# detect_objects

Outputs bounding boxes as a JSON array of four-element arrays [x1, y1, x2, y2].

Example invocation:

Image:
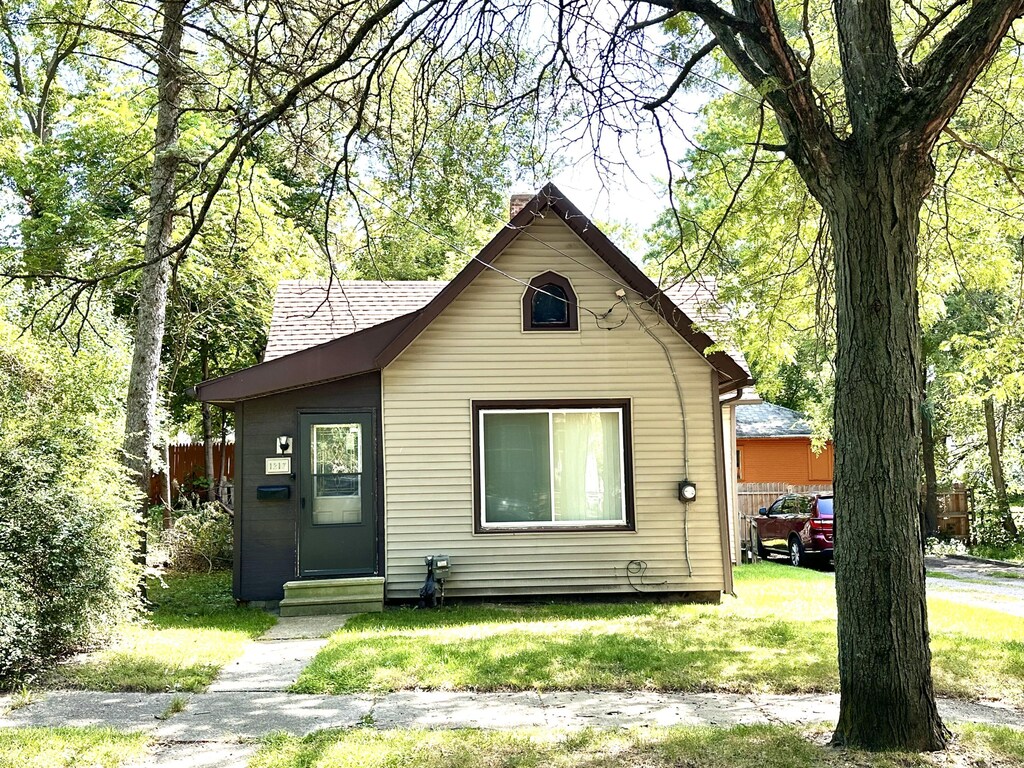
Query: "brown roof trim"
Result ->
[[195, 313, 417, 405], [373, 183, 750, 390], [196, 183, 751, 404]]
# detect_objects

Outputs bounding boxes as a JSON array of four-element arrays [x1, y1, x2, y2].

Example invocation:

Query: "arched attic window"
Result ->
[[522, 272, 578, 332]]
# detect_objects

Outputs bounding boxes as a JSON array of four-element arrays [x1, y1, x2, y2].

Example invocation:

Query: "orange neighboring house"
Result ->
[[735, 403, 833, 485]]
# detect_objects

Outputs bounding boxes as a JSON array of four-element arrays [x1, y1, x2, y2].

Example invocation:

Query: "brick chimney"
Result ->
[[509, 193, 533, 220]]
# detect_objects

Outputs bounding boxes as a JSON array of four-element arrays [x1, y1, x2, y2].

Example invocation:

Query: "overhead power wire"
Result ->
[[624, 298, 693, 578]]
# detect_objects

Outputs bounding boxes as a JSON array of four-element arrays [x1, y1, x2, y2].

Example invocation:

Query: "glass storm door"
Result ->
[[298, 412, 376, 577]]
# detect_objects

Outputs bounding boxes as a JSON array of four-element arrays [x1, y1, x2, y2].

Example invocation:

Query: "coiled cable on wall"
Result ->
[[626, 560, 668, 592]]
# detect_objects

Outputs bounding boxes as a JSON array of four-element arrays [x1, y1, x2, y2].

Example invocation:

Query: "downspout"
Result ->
[[721, 386, 744, 570], [713, 376, 745, 597], [721, 387, 744, 407]]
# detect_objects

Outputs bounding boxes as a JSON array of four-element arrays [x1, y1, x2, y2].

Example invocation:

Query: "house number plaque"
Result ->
[[265, 457, 291, 475]]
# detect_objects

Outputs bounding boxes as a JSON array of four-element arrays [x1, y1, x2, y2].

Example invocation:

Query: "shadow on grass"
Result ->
[[0, 726, 149, 768], [44, 571, 274, 693], [292, 613, 841, 695], [249, 724, 1001, 768]]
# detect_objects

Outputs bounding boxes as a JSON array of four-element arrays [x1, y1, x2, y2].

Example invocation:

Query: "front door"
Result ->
[[298, 412, 377, 577]]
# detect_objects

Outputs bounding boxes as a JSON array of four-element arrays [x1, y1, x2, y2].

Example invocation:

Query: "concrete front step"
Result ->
[[280, 577, 384, 617]]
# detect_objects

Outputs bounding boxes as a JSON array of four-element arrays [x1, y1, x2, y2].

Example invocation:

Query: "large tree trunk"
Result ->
[[827, 148, 948, 751], [202, 346, 216, 503], [984, 395, 1017, 536], [122, 0, 185, 548], [921, 378, 940, 537]]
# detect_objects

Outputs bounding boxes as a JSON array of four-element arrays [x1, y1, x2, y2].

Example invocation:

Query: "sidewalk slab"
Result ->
[[261, 615, 351, 641], [208, 638, 328, 692], [0, 691, 178, 732], [2, 689, 1020, 739], [153, 692, 374, 740], [372, 691, 547, 730], [938, 697, 1024, 728]]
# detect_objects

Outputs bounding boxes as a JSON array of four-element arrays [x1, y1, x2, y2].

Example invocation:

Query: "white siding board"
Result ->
[[382, 216, 727, 599]]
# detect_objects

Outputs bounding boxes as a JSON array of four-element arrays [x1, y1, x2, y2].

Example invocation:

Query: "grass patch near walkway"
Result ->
[[250, 724, 1024, 768], [45, 571, 275, 693], [293, 564, 1024, 705], [972, 543, 1024, 565], [0, 727, 148, 768]]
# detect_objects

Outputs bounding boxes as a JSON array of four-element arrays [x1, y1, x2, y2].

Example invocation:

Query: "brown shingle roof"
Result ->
[[263, 280, 446, 361]]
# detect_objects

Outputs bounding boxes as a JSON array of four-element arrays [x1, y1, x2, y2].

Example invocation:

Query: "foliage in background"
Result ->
[[644, 40, 1024, 506], [0, 292, 139, 685], [160, 500, 233, 573]]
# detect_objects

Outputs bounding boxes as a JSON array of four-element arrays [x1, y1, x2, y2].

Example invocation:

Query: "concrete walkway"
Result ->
[[2, 612, 1022, 767], [3, 689, 1022, 738], [208, 614, 352, 693]]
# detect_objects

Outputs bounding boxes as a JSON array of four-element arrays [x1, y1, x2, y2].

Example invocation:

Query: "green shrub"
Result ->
[[162, 500, 233, 572], [0, 304, 139, 685]]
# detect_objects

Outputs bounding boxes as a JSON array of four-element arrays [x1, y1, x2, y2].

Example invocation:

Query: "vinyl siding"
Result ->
[[381, 216, 727, 598]]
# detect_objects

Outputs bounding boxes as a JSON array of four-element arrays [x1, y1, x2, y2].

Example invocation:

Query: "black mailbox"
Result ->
[[256, 485, 290, 501]]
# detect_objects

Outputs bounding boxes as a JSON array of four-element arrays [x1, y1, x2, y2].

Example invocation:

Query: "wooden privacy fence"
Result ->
[[149, 441, 235, 508], [737, 482, 973, 547], [929, 484, 973, 540], [737, 482, 834, 518]]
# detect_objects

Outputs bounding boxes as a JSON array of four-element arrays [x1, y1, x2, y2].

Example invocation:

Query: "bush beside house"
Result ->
[[0, 304, 140, 684]]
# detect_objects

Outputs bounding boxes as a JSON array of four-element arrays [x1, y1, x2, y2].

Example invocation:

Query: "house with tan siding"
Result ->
[[195, 185, 752, 613]]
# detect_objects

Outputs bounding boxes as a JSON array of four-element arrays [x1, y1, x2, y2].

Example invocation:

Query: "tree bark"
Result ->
[[826, 146, 948, 751], [984, 395, 1017, 536], [122, 0, 185, 544], [202, 346, 215, 503], [921, 378, 940, 537]]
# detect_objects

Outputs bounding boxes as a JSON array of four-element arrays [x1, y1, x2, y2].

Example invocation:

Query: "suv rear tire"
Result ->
[[789, 536, 805, 568]]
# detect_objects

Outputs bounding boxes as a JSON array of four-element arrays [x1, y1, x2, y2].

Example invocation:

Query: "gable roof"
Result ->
[[196, 183, 754, 405], [264, 280, 446, 361], [736, 402, 814, 438]]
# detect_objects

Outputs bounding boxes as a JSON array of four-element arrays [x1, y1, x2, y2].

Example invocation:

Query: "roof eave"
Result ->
[[194, 313, 417, 404]]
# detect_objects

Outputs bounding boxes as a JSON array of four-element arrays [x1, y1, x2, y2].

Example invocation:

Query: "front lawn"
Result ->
[[45, 571, 275, 692], [0, 727, 148, 768], [249, 724, 1024, 768], [293, 564, 1024, 704]]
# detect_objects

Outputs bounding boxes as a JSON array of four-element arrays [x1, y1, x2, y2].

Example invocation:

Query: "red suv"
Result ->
[[754, 494, 834, 567]]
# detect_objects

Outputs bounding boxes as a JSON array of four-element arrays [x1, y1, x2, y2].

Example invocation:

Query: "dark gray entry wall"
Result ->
[[233, 372, 383, 602]]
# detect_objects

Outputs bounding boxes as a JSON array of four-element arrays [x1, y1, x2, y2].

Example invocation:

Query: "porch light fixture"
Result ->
[[678, 480, 697, 503], [277, 435, 293, 455]]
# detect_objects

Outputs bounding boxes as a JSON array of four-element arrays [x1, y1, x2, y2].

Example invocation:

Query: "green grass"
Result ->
[[0, 727, 148, 768], [992, 570, 1024, 580], [45, 571, 275, 693], [926, 571, 967, 581], [249, 724, 1024, 768], [972, 543, 1024, 564], [293, 563, 1024, 705]]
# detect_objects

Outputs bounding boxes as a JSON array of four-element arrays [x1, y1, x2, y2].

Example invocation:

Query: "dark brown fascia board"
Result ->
[[373, 182, 752, 392], [194, 313, 417, 405]]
